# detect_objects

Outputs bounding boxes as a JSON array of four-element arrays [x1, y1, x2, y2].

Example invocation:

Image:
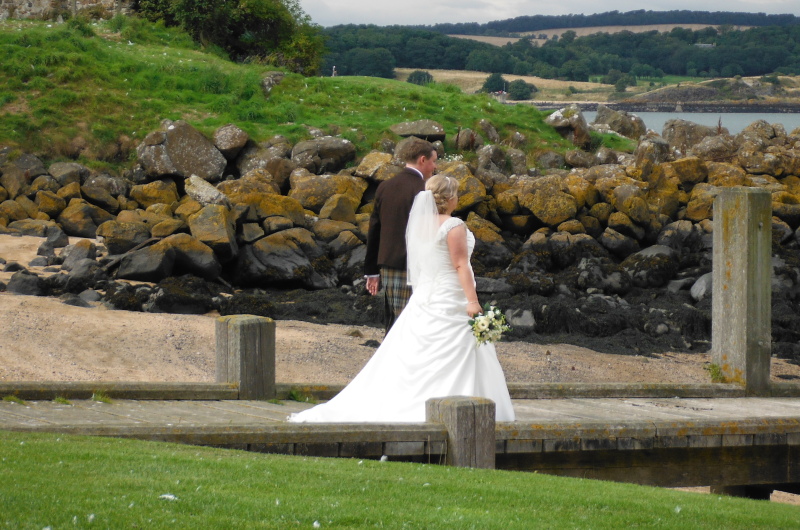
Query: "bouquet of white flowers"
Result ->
[[468, 304, 511, 345]]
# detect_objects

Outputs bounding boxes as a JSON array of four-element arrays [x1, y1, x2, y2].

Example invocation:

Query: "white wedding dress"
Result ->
[[288, 214, 515, 423]]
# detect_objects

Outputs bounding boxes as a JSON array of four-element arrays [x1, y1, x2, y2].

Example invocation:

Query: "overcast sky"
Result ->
[[299, 0, 800, 28]]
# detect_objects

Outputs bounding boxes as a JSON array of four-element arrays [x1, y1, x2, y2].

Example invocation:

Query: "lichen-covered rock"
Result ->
[[57, 199, 115, 238], [354, 151, 394, 180], [213, 124, 249, 160], [291, 136, 357, 174], [185, 175, 230, 206], [60, 239, 97, 271], [311, 218, 358, 242], [685, 183, 721, 222], [96, 221, 152, 255], [389, 119, 446, 142], [545, 104, 591, 148], [599, 227, 640, 258], [188, 204, 238, 262], [621, 245, 680, 288], [8, 219, 53, 237], [129, 179, 179, 209], [217, 169, 280, 208], [634, 133, 671, 178], [0, 200, 29, 222], [319, 193, 357, 224], [592, 105, 646, 140], [136, 120, 227, 182], [288, 173, 367, 213], [663, 119, 726, 155], [81, 183, 119, 213], [48, 162, 90, 186]]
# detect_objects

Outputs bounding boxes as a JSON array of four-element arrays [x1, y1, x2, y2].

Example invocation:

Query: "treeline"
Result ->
[[424, 10, 800, 37], [322, 23, 800, 81]]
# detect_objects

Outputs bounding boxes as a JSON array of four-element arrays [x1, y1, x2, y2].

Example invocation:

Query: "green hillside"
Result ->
[[0, 17, 582, 173]]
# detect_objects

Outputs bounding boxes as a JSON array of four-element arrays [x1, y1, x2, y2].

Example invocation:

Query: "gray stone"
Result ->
[[136, 120, 227, 182], [7, 270, 44, 296], [185, 175, 230, 206], [48, 162, 90, 186], [213, 124, 249, 160], [389, 119, 446, 142], [291, 136, 357, 174]]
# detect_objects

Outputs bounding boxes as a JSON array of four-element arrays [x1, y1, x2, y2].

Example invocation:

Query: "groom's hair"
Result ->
[[398, 137, 435, 163]]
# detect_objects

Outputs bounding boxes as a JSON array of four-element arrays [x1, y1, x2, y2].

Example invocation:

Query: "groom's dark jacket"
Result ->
[[364, 167, 426, 275]]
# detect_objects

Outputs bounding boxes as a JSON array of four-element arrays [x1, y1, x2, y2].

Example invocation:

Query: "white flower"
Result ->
[[475, 319, 490, 332]]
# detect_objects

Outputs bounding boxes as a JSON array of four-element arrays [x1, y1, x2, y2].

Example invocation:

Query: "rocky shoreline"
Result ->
[[1, 97, 799, 361], [533, 101, 800, 113]]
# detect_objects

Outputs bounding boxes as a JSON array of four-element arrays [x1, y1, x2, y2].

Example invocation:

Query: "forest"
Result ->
[[322, 16, 800, 82]]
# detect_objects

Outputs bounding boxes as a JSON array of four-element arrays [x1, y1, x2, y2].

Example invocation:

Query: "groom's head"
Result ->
[[399, 137, 438, 179]]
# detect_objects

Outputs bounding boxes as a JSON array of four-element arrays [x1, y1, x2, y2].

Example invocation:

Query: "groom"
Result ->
[[365, 137, 438, 333]]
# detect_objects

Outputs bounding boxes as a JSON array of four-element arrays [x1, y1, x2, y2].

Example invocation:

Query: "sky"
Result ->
[[299, 0, 800, 28]]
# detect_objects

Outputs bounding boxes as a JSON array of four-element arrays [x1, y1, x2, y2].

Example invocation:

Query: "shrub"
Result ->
[[406, 70, 434, 86], [481, 72, 508, 93], [508, 79, 536, 100]]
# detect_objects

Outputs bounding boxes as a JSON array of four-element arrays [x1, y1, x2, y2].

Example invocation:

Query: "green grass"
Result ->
[[0, 18, 577, 173], [1, 430, 799, 528], [1, 395, 26, 405], [91, 390, 113, 403]]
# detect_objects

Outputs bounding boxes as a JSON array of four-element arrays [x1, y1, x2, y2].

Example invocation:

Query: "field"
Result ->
[[450, 24, 754, 47]]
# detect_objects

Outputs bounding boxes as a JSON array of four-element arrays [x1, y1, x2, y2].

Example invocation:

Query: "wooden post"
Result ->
[[712, 187, 772, 396], [426, 396, 495, 469], [216, 315, 276, 400]]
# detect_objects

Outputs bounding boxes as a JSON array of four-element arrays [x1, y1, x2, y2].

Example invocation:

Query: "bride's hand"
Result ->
[[467, 301, 482, 317]]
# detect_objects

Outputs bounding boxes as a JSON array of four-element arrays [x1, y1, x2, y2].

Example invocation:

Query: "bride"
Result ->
[[288, 174, 515, 423]]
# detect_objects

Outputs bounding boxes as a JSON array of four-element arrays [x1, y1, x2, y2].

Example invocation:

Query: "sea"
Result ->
[[581, 111, 800, 136]]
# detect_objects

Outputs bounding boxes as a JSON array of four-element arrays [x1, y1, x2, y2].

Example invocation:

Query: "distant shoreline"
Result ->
[[530, 101, 800, 113]]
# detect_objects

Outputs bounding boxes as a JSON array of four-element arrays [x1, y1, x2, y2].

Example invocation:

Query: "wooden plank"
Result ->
[[0, 382, 237, 401]]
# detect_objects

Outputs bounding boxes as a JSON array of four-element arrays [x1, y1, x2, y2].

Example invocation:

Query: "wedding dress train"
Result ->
[[288, 216, 515, 423]]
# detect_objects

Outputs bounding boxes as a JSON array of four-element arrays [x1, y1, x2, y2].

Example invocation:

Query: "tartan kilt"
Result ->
[[381, 267, 411, 332]]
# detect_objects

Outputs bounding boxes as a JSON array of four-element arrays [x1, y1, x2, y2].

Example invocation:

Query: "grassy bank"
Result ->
[[2, 429, 799, 528], [0, 17, 575, 173]]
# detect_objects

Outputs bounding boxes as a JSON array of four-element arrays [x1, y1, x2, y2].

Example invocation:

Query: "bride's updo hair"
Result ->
[[425, 174, 458, 214]]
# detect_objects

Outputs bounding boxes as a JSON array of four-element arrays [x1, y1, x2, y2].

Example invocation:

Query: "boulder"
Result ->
[[63, 258, 108, 293], [188, 204, 238, 262], [235, 137, 293, 175], [621, 245, 680, 288], [544, 104, 591, 148], [35, 191, 67, 219], [96, 221, 152, 255], [185, 175, 230, 206], [288, 173, 367, 213], [354, 151, 395, 181], [48, 162, 90, 186], [329, 230, 362, 258], [29, 175, 60, 196], [157, 233, 222, 280], [7, 219, 52, 237], [319, 193, 357, 223], [291, 136, 357, 174], [389, 119, 446, 143], [663, 119, 727, 155], [685, 183, 721, 222], [217, 169, 280, 206], [0, 164, 31, 199], [116, 242, 176, 282], [57, 199, 115, 238], [536, 150, 565, 169], [213, 124, 249, 160], [564, 149, 595, 168], [6, 270, 44, 296], [129, 179, 179, 209], [151, 218, 188, 238], [592, 105, 646, 140], [576, 257, 631, 295], [599, 227, 640, 258], [136, 120, 227, 182], [81, 183, 119, 213], [235, 227, 336, 289], [311, 219, 358, 242], [689, 134, 738, 163], [60, 239, 97, 271], [0, 200, 29, 222], [634, 133, 671, 178]]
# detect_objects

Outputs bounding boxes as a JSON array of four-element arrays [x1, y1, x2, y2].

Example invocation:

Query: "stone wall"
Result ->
[[0, 0, 133, 20]]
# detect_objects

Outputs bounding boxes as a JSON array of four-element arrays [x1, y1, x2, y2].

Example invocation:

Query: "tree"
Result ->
[[342, 47, 395, 78], [406, 70, 434, 86], [507, 79, 536, 100], [481, 72, 508, 93]]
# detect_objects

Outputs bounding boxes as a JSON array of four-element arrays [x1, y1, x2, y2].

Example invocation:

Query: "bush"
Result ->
[[406, 70, 434, 86], [507, 79, 536, 100], [481, 72, 508, 93]]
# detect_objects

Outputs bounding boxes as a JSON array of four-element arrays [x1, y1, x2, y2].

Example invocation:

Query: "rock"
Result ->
[[81, 183, 119, 213], [116, 241, 176, 282], [506, 309, 535, 329], [354, 151, 395, 181], [48, 162, 90, 186], [234, 227, 336, 289], [29, 175, 60, 196], [6, 270, 44, 295], [0, 200, 30, 222], [60, 239, 97, 271], [389, 119, 446, 143], [151, 218, 188, 238], [291, 136, 357, 174], [185, 175, 230, 206], [57, 181, 82, 202], [45, 225, 70, 248], [288, 172, 367, 214], [690, 272, 713, 302], [328, 230, 363, 258], [592, 104, 646, 140], [634, 133, 671, 178], [235, 137, 293, 175], [64, 258, 108, 293], [213, 124, 249, 160], [311, 219, 358, 242], [57, 199, 115, 238], [663, 119, 727, 155], [599, 227, 640, 258], [564, 149, 595, 168], [685, 183, 721, 222], [544, 104, 591, 148], [8, 219, 53, 237], [261, 71, 285, 95], [35, 191, 67, 218], [621, 245, 679, 288], [129, 179, 179, 209], [144, 275, 219, 314], [136, 120, 227, 182], [319, 194, 357, 224], [523, 190, 577, 227], [536, 150, 565, 169], [84, 173, 130, 198], [0, 164, 32, 199], [608, 211, 645, 240], [188, 204, 238, 262], [59, 293, 92, 308], [96, 221, 152, 255], [217, 168, 280, 208], [689, 134, 738, 163]]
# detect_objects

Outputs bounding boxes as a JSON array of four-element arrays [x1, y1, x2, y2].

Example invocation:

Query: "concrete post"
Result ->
[[712, 188, 772, 396], [216, 315, 276, 400], [426, 396, 495, 469]]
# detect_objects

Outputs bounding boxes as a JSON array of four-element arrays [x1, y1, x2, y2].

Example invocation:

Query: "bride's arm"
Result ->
[[447, 224, 481, 317]]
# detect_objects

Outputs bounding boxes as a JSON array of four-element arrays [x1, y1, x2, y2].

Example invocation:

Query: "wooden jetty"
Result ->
[[2, 188, 799, 499]]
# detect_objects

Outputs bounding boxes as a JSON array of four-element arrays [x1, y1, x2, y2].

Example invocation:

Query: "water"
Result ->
[[582, 111, 800, 135]]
